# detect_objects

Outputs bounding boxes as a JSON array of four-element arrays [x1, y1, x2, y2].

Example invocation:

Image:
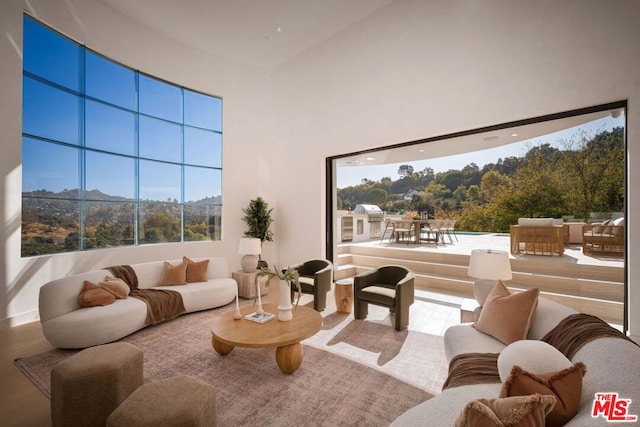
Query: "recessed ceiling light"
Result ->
[[511, 133, 519, 137], [366, 157, 376, 161], [419, 149, 425, 153], [276, 27, 283, 33]]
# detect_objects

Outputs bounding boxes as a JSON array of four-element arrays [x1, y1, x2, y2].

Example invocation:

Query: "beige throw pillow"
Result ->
[[157, 261, 188, 286], [455, 393, 557, 427], [78, 280, 116, 307], [500, 363, 587, 427], [99, 276, 130, 299], [473, 281, 539, 345], [183, 256, 209, 283]]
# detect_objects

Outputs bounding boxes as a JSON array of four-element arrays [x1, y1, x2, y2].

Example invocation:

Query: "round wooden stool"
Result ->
[[334, 278, 354, 314]]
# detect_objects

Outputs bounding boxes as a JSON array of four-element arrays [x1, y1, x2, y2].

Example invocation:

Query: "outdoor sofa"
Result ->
[[582, 217, 625, 257], [510, 218, 565, 256]]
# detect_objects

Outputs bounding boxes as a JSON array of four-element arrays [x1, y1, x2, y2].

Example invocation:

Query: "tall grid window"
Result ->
[[21, 15, 223, 257]]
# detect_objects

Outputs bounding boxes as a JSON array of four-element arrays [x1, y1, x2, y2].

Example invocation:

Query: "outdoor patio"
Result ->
[[345, 231, 623, 269]]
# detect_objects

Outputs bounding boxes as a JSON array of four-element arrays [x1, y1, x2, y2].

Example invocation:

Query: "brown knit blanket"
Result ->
[[442, 352, 501, 390], [106, 265, 186, 326], [541, 313, 638, 360]]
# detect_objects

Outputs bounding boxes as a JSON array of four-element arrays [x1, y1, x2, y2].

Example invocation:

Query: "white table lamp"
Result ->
[[238, 237, 261, 273], [467, 249, 512, 305]]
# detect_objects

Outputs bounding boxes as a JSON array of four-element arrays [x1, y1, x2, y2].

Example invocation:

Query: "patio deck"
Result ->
[[336, 232, 625, 325], [342, 232, 624, 269]]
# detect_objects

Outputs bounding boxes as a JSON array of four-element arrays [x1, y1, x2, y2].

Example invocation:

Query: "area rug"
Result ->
[[14, 296, 446, 426]]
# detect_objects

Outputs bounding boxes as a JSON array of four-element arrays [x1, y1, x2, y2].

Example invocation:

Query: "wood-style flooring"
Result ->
[[0, 288, 460, 426]]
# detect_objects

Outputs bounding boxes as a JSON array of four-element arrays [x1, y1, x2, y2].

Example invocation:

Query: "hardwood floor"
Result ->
[[0, 288, 460, 426], [0, 321, 54, 427]]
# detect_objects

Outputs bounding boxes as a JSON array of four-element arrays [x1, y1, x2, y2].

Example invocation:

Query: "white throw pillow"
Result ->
[[497, 340, 573, 382]]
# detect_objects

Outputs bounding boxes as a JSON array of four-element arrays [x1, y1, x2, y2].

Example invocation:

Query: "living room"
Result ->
[[1, 0, 639, 425]]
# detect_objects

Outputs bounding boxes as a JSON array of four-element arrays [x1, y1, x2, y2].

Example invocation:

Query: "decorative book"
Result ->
[[244, 311, 275, 324]]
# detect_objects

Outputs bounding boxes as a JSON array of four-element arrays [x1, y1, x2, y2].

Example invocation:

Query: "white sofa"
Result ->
[[393, 298, 640, 426], [39, 257, 236, 349]]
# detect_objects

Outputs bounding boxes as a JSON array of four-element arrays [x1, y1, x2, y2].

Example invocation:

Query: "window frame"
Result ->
[[21, 14, 223, 257]]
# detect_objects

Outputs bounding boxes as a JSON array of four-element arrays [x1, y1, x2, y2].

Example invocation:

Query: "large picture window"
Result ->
[[21, 15, 223, 257]]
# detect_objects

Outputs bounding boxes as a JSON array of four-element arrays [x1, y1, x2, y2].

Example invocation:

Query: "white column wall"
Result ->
[[270, 0, 640, 339], [0, 0, 277, 328]]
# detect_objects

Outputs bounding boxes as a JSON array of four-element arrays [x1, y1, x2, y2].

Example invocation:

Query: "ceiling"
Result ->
[[335, 108, 623, 168], [97, 1, 623, 169], [99, 0, 393, 68]]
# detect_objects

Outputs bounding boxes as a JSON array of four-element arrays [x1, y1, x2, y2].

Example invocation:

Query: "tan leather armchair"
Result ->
[[354, 265, 415, 331], [289, 259, 333, 311]]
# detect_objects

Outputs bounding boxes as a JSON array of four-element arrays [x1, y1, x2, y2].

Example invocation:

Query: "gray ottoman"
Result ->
[[51, 341, 144, 427], [107, 375, 217, 427]]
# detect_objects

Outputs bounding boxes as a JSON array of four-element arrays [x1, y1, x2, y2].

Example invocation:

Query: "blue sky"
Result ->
[[337, 115, 625, 188], [22, 15, 222, 203]]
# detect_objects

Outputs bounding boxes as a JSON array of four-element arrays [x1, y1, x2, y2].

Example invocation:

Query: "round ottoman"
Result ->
[[107, 375, 217, 427], [51, 342, 143, 427]]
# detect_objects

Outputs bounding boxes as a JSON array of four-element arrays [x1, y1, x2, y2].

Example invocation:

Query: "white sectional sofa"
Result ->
[[39, 257, 236, 349], [393, 297, 640, 426]]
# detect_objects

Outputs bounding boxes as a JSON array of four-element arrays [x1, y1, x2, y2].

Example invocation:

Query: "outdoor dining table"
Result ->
[[391, 219, 443, 245]]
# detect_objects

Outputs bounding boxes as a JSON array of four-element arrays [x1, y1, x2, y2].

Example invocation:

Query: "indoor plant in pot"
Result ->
[[242, 197, 274, 269], [255, 266, 301, 321]]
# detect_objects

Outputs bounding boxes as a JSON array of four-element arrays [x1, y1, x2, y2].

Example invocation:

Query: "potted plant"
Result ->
[[242, 197, 274, 268], [255, 265, 301, 321]]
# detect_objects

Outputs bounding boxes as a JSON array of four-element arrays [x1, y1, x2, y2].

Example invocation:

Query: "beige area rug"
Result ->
[[15, 293, 450, 426]]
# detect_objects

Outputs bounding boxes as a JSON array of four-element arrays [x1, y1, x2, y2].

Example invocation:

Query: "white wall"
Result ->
[[270, 0, 640, 339], [0, 0, 277, 328]]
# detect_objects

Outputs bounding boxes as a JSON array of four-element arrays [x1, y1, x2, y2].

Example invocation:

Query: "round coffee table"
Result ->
[[210, 304, 322, 373]]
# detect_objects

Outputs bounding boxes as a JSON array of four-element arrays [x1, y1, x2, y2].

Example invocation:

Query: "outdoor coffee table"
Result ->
[[210, 304, 322, 373]]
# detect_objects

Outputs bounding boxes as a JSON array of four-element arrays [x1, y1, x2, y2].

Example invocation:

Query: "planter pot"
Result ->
[[277, 280, 293, 321]]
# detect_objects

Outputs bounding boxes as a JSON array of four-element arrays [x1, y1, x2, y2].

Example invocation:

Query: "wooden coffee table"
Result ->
[[210, 304, 322, 373]]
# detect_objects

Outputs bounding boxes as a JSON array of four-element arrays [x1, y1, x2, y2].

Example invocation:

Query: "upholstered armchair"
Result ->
[[289, 259, 333, 311], [354, 265, 415, 331]]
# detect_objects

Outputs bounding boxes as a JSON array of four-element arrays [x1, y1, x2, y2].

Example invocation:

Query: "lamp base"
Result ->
[[240, 254, 259, 273], [473, 279, 499, 306]]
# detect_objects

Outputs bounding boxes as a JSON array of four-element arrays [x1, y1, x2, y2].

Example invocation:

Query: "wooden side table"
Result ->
[[460, 298, 481, 323], [334, 278, 354, 314], [231, 271, 275, 299]]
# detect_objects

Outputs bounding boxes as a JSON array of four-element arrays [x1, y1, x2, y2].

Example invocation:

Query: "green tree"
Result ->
[[397, 164, 414, 178], [560, 127, 624, 217], [368, 188, 388, 206]]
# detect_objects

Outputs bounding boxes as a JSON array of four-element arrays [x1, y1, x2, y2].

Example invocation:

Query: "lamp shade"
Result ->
[[238, 237, 261, 255], [468, 249, 512, 280]]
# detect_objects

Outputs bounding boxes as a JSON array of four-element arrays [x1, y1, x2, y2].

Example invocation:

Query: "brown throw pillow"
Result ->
[[473, 281, 539, 345], [183, 256, 209, 283], [500, 363, 587, 427], [157, 261, 188, 286], [99, 276, 130, 299], [78, 280, 116, 307], [455, 393, 557, 427]]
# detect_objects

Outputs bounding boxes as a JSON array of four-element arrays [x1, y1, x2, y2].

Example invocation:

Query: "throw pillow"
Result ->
[[183, 256, 209, 283], [78, 280, 116, 307], [500, 362, 587, 427], [497, 340, 573, 382], [455, 393, 557, 427], [473, 281, 539, 345], [99, 276, 130, 299], [156, 261, 188, 286]]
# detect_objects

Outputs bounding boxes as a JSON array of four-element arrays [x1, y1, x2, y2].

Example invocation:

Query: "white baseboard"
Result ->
[[0, 309, 40, 331]]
